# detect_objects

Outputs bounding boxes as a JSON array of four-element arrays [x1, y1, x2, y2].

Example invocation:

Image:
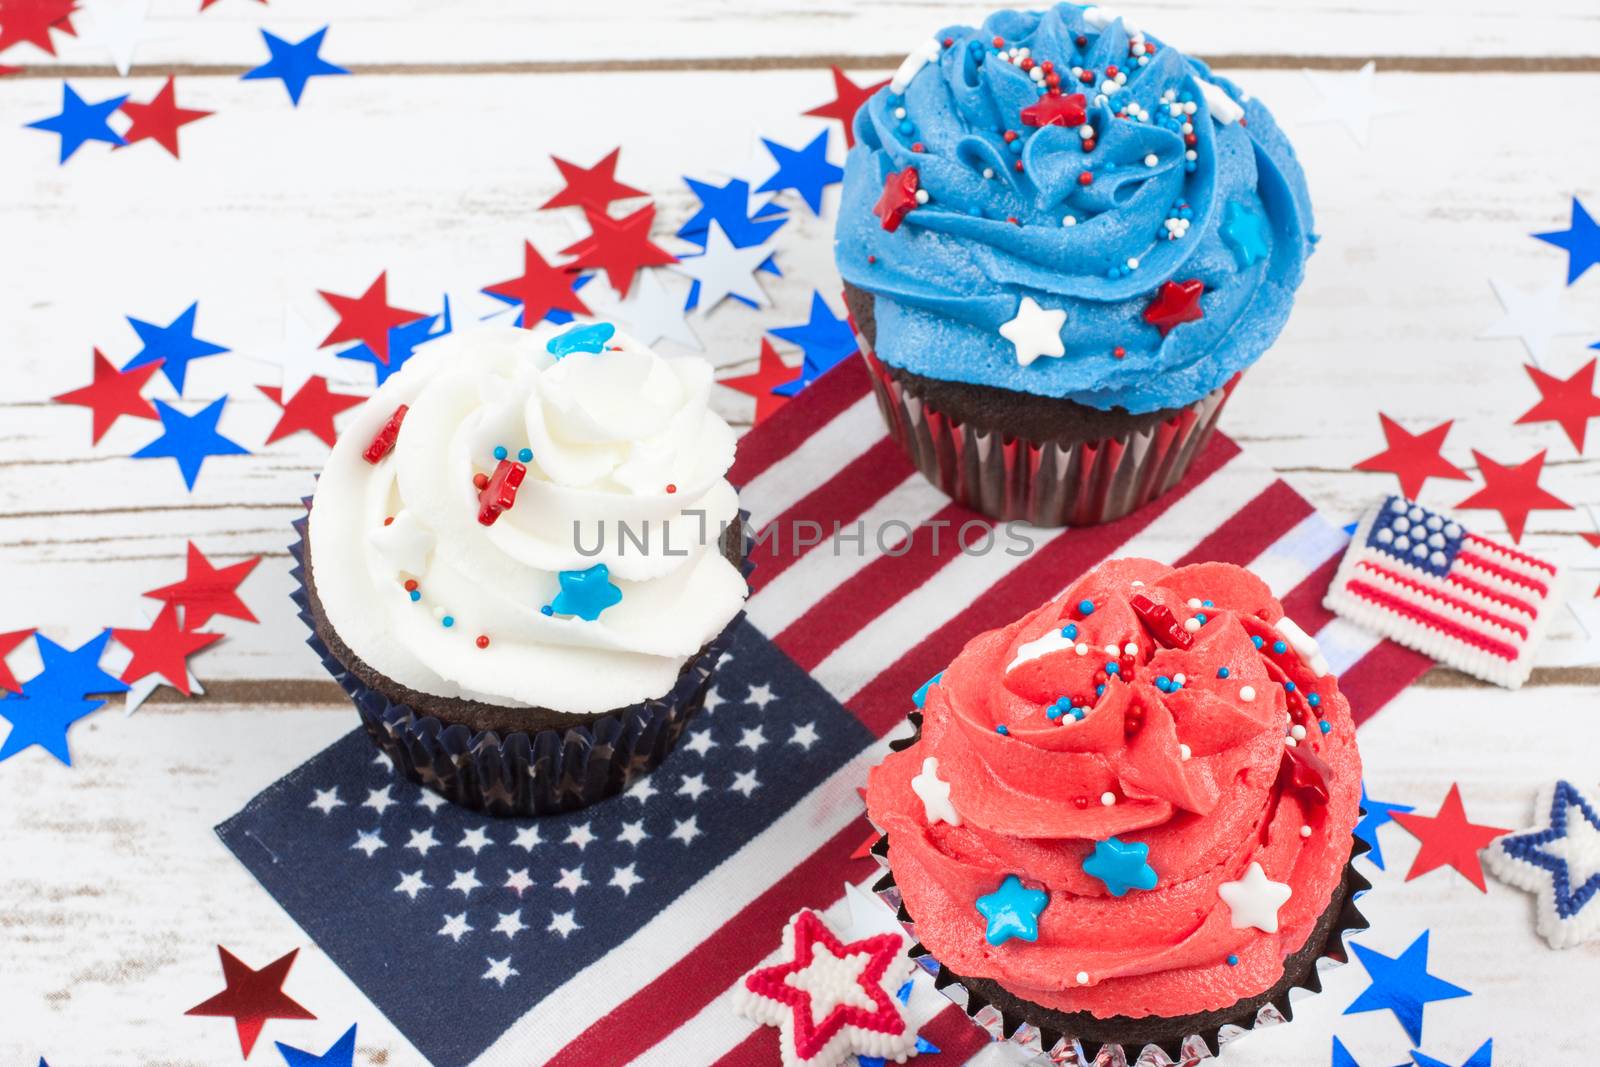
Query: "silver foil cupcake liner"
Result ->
[[856, 341, 1238, 528], [289, 507, 748, 817], [868, 710, 1372, 1066]]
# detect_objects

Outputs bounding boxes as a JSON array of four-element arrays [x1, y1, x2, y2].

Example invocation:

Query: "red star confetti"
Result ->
[[1143, 279, 1206, 335], [803, 66, 889, 149], [1516, 357, 1600, 453], [0, 628, 36, 694], [144, 542, 261, 628], [0, 64, 19, 75], [719, 339, 793, 426], [119, 77, 212, 159], [51, 348, 162, 444], [0, 0, 78, 57], [185, 946, 315, 1057], [1353, 414, 1471, 499], [259, 377, 364, 447], [559, 204, 677, 298], [1391, 783, 1512, 892], [485, 241, 591, 325], [112, 603, 221, 696], [200, 0, 266, 8], [539, 147, 646, 212], [317, 271, 425, 365], [1455, 449, 1572, 543], [873, 167, 920, 232]]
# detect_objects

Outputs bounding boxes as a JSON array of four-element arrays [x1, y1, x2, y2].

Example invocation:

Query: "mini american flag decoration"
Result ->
[[1325, 495, 1564, 689]]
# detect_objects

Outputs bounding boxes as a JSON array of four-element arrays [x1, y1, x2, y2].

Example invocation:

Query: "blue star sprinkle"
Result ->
[[1082, 836, 1159, 897], [121, 302, 230, 394], [1412, 1040, 1493, 1067], [242, 27, 350, 106], [277, 1023, 357, 1067], [0, 632, 128, 766], [1532, 197, 1600, 285], [1345, 931, 1471, 1045], [545, 564, 622, 622], [338, 309, 450, 386], [1219, 200, 1271, 268], [757, 130, 844, 215], [912, 671, 944, 709], [1354, 784, 1415, 872], [975, 874, 1048, 946], [769, 291, 857, 397], [25, 83, 128, 163], [131, 397, 250, 490], [1486, 780, 1600, 947], [547, 322, 615, 358]]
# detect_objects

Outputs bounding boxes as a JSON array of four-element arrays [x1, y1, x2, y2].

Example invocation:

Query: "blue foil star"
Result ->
[[338, 308, 450, 385], [858, 982, 941, 1066], [1331, 1035, 1412, 1067], [1412, 1039, 1494, 1067], [277, 1023, 357, 1067], [1354, 784, 1415, 872], [677, 177, 787, 248], [975, 874, 1048, 946], [121, 302, 230, 394], [25, 83, 128, 163], [547, 322, 615, 358], [1344, 931, 1471, 1045], [1489, 780, 1600, 946], [1532, 197, 1600, 285], [757, 130, 845, 215], [131, 397, 250, 490], [547, 564, 622, 621], [1083, 837, 1159, 897], [1219, 200, 1271, 268], [0, 632, 128, 766], [912, 671, 944, 709], [769, 291, 857, 397], [241, 27, 350, 106]]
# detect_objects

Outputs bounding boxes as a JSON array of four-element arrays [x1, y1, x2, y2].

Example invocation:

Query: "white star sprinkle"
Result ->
[[737, 725, 767, 752], [999, 296, 1068, 368], [678, 773, 709, 801], [789, 722, 820, 750], [308, 788, 343, 815], [1298, 61, 1404, 148], [493, 910, 528, 940], [406, 827, 439, 856], [910, 756, 961, 827], [439, 912, 473, 942], [671, 221, 773, 313], [745, 683, 775, 709], [482, 956, 519, 986], [362, 786, 395, 816], [351, 830, 385, 857], [1217, 861, 1293, 933], [394, 870, 429, 899], [503, 868, 536, 896], [555, 866, 589, 895], [564, 823, 596, 851], [609, 864, 644, 896], [511, 825, 543, 851], [729, 769, 761, 797], [547, 911, 581, 939], [671, 816, 702, 845], [448, 869, 483, 897], [683, 729, 717, 757], [616, 820, 648, 847]]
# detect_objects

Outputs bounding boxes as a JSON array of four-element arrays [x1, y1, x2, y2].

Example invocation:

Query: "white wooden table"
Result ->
[[2, 2, 1597, 1065]]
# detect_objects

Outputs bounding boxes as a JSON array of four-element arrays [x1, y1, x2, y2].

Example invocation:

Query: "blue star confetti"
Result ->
[[1483, 780, 1600, 948], [975, 874, 1048, 946], [242, 27, 350, 106], [1412, 1040, 1493, 1067], [1082, 836, 1159, 897], [1532, 197, 1600, 285], [26, 82, 128, 163], [277, 1023, 357, 1067], [1355, 784, 1415, 872], [0, 632, 128, 766], [857, 980, 940, 1067], [337, 304, 451, 386], [677, 177, 787, 249], [1345, 931, 1471, 1045], [769, 291, 857, 396], [131, 397, 250, 490], [545, 564, 622, 621], [546, 321, 614, 358], [1220, 200, 1271, 268], [1331, 1036, 1411, 1067], [757, 130, 844, 215], [121, 302, 230, 394]]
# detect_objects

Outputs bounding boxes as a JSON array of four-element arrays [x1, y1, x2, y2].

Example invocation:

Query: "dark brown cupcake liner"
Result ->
[[289, 506, 749, 817], [869, 709, 1372, 1066], [855, 340, 1239, 528]]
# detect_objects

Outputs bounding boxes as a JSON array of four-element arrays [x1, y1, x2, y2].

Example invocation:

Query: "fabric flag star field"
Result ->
[[218, 356, 1434, 1066]]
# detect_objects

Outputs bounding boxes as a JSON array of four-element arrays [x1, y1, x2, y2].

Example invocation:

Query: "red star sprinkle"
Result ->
[[258, 377, 364, 447], [477, 459, 526, 526], [484, 241, 591, 326], [1021, 91, 1088, 128], [803, 66, 890, 149], [1515, 357, 1600, 453], [0, 628, 36, 694], [1143, 278, 1206, 336], [873, 167, 920, 233], [363, 403, 408, 464], [539, 147, 646, 212], [1353, 414, 1471, 499], [185, 946, 315, 1057], [1455, 449, 1573, 543], [1390, 783, 1512, 892], [144, 542, 261, 629], [112, 603, 221, 696], [719, 339, 793, 426], [0, 0, 79, 57], [317, 271, 425, 365], [119, 77, 212, 159], [52, 348, 162, 444], [559, 203, 677, 298]]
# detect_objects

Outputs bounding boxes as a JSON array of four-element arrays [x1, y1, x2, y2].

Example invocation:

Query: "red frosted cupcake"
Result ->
[[865, 558, 1366, 1062]]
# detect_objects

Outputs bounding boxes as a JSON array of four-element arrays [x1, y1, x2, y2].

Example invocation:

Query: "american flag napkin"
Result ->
[[220, 356, 1433, 1066]]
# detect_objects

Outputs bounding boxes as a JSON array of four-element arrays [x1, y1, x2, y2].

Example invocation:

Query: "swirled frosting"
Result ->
[[835, 3, 1315, 414], [865, 558, 1360, 1020], [309, 323, 747, 715]]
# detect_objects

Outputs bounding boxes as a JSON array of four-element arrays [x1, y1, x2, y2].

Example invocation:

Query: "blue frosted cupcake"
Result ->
[[836, 3, 1315, 525]]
